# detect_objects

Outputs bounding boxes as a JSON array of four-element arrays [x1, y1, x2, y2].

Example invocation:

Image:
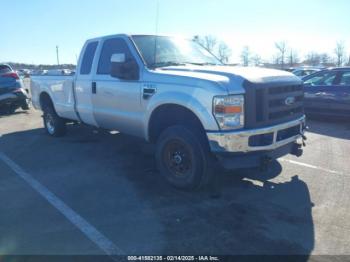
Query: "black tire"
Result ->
[[155, 125, 213, 190], [21, 99, 31, 110], [6, 106, 17, 114], [43, 105, 66, 137]]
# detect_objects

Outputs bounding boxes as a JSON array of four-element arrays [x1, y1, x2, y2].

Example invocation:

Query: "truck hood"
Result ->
[[153, 65, 302, 94]]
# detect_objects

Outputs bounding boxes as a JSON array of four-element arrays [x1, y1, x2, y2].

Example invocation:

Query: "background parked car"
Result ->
[[46, 69, 73, 76], [0, 64, 31, 114], [16, 69, 31, 78], [293, 67, 322, 78], [284, 67, 295, 72], [302, 67, 350, 118], [30, 69, 48, 76]]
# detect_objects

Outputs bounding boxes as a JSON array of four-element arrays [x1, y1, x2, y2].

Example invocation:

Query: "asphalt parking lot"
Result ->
[[0, 108, 350, 257]]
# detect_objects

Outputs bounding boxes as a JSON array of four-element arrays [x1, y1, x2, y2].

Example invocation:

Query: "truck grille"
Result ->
[[244, 83, 304, 129]]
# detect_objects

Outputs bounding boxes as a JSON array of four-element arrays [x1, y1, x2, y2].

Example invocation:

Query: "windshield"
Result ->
[[0, 65, 12, 75], [131, 35, 222, 68]]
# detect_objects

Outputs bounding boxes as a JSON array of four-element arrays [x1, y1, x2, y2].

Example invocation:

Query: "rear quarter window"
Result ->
[[80, 42, 98, 75]]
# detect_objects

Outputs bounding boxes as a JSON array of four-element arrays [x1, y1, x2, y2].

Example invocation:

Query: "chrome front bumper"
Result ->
[[207, 116, 306, 153]]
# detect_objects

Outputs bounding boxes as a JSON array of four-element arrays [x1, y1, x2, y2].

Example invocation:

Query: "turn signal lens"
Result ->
[[213, 95, 244, 130], [214, 105, 242, 114]]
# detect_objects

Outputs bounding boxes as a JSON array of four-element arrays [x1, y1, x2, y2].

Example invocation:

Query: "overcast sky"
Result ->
[[1, 0, 349, 64]]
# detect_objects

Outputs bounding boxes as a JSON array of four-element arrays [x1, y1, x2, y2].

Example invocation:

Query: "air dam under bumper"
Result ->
[[207, 116, 306, 169]]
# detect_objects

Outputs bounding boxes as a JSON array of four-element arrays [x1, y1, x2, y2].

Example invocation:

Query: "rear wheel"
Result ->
[[21, 99, 31, 110], [6, 106, 17, 114], [43, 105, 66, 137], [156, 125, 213, 190]]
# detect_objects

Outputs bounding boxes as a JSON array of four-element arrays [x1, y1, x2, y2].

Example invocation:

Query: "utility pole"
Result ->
[[56, 45, 60, 65]]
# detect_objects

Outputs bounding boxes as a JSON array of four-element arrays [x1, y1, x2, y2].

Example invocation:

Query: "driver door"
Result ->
[[91, 37, 144, 137]]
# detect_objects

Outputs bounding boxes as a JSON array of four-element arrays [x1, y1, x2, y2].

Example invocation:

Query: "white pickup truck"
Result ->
[[31, 34, 306, 190]]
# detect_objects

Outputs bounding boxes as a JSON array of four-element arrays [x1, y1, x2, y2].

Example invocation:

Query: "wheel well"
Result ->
[[39, 92, 53, 109], [148, 104, 207, 143]]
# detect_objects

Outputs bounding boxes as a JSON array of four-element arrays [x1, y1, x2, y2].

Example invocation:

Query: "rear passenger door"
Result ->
[[91, 37, 144, 137]]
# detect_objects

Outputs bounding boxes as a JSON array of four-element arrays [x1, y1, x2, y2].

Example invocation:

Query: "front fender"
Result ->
[[144, 89, 220, 140]]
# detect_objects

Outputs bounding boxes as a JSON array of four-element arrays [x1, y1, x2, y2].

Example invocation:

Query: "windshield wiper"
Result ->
[[149, 61, 187, 69], [184, 62, 221, 66]]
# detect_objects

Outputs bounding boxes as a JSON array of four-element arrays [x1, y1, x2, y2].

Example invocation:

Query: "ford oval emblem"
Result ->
[[285, 96, 296, 106]]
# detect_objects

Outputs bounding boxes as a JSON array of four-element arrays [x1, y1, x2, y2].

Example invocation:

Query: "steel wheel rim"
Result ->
[[163, 139, 193, 177], [45, 113, 55, 134]]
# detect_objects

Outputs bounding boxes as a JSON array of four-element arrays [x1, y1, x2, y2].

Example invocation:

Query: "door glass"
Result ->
[[339, 72, 350, 86], [304, 71, 337, 86], [97, 38, 135, 75]]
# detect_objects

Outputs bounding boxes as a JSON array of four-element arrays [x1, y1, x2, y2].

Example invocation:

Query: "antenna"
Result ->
[[153, 0, 160, 67]]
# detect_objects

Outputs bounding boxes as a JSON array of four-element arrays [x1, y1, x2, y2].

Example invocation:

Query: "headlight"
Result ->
[[213, 95, 244, 130]]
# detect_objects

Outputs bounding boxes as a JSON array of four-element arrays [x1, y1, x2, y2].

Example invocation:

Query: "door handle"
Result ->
[[143, 87, 156, 99], [92, 82, 97, 94]]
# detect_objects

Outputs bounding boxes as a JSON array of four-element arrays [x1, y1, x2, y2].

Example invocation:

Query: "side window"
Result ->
[[304, 71, 337, 86], [97, 38, 135, 75], [339, 72, 350, 86], [80, 41, 98, 75]]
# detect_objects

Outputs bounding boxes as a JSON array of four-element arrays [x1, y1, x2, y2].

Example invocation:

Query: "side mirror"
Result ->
[[110, 53, 139, 80], [111, 53, 126, 63]]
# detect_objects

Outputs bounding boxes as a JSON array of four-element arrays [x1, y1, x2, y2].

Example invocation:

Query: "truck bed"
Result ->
[[30, 75, 79, 121]]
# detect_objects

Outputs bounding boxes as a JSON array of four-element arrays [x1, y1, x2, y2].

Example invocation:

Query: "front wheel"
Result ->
[[43, 106, 66, 137], [155, 125, 213, 190]]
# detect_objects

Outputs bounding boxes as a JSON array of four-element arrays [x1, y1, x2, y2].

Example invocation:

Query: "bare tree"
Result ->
[[193, 35, 217, 53], [272, 54, 280, 65], [275, 41, 287, 69], [320, 53, 331, 64], [240, 46, 250, 66], [203, 35, 217, 53], [217, 42, 231, 64], [305, 52, 321, 66], [334, 41, 346, 66], [193, 35, 200, 44], [288, 49, 299, 67], [251, 54, 262, 66]]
